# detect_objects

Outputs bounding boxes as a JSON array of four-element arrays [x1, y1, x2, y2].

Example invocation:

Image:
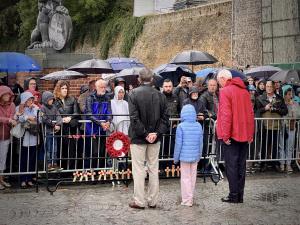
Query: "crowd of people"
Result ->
[[0, 68, 299, 192]]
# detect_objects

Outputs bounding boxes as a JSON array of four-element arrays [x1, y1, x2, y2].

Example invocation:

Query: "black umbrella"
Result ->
[[269, 70, 300, 84], [115, 67, 162, 88], [41, 70, 87, 81], [153, 64, 195, 87], [68, 59, 114, 74], [170, 50, 218, 66], [245, 66, 282, 79]]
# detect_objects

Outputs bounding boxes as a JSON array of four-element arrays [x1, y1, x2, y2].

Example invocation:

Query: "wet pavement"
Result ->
[[0, 172, 299, 225]]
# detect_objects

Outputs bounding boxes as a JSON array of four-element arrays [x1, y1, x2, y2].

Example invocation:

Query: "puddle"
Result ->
[[254, 191, 288, 203]]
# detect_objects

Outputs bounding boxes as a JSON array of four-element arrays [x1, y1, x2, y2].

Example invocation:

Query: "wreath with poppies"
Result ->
[[106, 132, 130, 158]]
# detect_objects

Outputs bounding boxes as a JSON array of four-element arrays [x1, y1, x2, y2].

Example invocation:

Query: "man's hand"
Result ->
[[248, 138, 253, 144], [54, 125, 60, 131], [265, 103, 271, 111], [224, 139, 231, 145], [146, 133, 157, 143], [63, 117, 71, 123], [100, 122, 110, 131]]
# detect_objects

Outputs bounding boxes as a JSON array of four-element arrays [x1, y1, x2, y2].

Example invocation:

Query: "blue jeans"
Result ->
[[46, 136, 58, 164]]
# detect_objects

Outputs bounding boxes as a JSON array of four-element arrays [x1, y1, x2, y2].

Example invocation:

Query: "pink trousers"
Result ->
[[180, 161, 198, 205]]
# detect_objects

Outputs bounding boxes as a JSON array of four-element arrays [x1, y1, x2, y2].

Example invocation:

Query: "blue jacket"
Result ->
[[173, 104, 203, 163], [85, 91, 112, 135]]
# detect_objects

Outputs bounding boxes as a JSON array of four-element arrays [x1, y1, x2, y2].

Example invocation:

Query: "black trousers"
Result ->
[[223, 139, 248, 200]]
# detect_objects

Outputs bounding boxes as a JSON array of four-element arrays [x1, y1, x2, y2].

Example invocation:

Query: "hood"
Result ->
[[180, 104, 197, 122], [189, 86, 199, 95], [114, 86, 125, 100], [115, 77, 126, 87], [0, 85, 14, 104], [42, 91, 55, 105], [248, 85, 256, 91], [80, 85, 89, 94], [281, 84, 293, 97], [20, 91, 34, 104], [225, 77, 246, 89]]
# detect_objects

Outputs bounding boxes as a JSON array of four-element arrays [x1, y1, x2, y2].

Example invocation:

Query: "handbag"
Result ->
[[23, 121, 39, 135], [10, 123, 25, 138]]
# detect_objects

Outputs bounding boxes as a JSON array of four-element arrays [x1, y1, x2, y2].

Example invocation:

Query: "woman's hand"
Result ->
[[9, 119, 17, 126]]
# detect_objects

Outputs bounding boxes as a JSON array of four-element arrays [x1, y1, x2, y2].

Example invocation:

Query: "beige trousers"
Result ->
[[131, 142, 160, 207]]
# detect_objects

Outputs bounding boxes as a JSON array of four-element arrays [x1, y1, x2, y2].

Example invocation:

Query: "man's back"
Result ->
[[217, 78, 254, 142], [128, 84, 168, 144]]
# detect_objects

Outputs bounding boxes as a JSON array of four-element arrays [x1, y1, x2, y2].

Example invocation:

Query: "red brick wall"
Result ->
[[16, 69, 102, 97]]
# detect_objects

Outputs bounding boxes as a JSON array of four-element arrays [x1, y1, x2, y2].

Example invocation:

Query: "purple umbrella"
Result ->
[[106, 57, 144, 72]]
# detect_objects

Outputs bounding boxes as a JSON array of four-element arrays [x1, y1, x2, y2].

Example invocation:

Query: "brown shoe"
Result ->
[[129, 202, 145, 210]]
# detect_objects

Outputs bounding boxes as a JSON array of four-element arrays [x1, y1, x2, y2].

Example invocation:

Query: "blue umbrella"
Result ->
[[195, 68, 217, 78], [0, 52, 41, 73], [106, 57, 144, 72], [153, 64, 195, 87]]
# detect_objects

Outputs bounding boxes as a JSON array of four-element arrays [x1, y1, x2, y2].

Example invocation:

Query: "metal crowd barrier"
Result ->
[[1, 116, 300, 179]]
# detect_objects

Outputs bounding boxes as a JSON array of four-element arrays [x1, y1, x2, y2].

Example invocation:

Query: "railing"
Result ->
[[1, 115, 300, 178]]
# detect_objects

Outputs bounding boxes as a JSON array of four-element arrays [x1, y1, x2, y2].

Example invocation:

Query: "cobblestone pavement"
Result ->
[[0, 172, 299, 225]]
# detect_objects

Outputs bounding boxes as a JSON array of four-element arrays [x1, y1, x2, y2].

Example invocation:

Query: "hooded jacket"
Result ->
[[16, 92, 40, 146], [0, 86, 16, 140], [182, 86, 206, 115], [41, 91, 62, 133], [217, 78, 254, 142], [173, 104, 203, 163], [111, 86, 130, 134]]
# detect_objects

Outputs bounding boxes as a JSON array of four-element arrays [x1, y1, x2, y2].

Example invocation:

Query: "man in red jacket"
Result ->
[[216, 69, 254, 203]]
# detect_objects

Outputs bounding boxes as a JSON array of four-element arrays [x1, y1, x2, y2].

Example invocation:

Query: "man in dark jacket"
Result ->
[[199, 79, 219, 120], [128, 68, 168, 209], [162, 79, 180, 118], [255, 80, 288, 171], [174, 75, 189, 110], [85, 79, 112, 168], [216, 69, 254, 204], [160, 79, 179, 170]]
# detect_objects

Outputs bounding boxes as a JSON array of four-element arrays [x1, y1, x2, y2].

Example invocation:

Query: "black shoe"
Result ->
[[148, 204, 156, 209], [221, 196, 239, 203]]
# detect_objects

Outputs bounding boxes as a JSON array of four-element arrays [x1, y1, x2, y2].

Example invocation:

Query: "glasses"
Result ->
[[29, 82, 36, 85]]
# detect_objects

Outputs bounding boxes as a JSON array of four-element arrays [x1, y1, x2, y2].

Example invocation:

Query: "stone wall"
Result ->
[[76, 0, 233, 71], [232, 0, 263, 67], [130, 0, 232, 70]]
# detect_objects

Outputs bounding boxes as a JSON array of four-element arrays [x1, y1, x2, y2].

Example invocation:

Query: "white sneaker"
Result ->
[[181, 202, 193, 207], [0, 180, 11, 188], [286, 165, 293, 173], [280, 164, 285, 172], [0, 183, 5, 190]]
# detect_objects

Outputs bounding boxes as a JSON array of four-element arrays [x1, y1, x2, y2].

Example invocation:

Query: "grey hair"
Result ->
[[217, 69, 232, 80], [139, 68, 154, 83], [95, 78, 107, 87]]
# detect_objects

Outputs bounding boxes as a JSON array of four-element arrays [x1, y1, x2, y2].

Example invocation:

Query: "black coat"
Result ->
[[163, 92, 180, 118], [182, 97, 206, 115], [128, 84, 169, 144], [173, 86, 189, 109], [199, 90, 218, 119], [255, 92, 288, 117], [54, 96, 79, 128]]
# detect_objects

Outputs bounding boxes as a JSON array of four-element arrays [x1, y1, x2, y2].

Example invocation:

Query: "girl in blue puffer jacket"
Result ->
[[174, 104, 203, 206]]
